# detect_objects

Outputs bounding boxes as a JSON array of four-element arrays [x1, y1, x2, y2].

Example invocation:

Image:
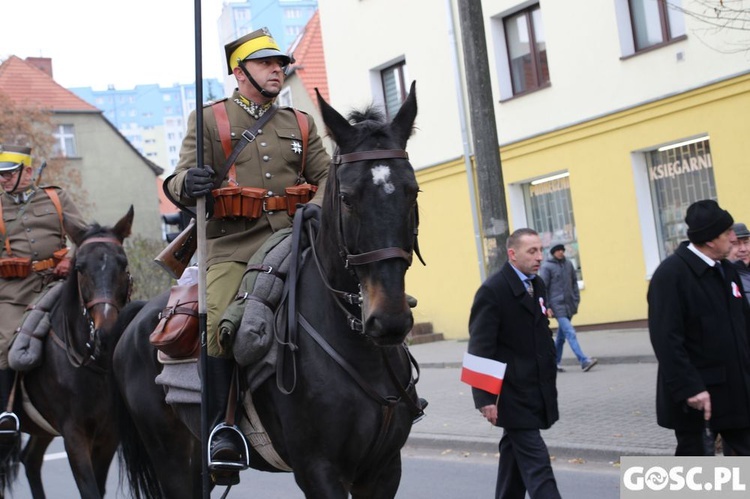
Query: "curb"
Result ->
[[420, 355, 657, 370], [405, 433, 672, 464]]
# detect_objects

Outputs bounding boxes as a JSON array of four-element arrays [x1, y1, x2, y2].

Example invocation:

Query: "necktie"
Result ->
[[714, 263, 725, 280], [525, 279, 534, 298]]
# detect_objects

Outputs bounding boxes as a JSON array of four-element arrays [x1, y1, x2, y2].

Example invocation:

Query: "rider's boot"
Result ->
[[206, 356, 248, 478]]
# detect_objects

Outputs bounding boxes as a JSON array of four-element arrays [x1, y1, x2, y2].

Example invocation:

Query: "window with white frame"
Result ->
[[647, 136, 716, 259], [523, 172, 583, 279], [381, 61, 407, 119], [276, 87, 293, 108], [52, 124, 77, 158]]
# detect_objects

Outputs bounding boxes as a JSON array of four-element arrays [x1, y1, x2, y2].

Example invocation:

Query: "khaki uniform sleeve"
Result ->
[[57, 188, 89, 246]]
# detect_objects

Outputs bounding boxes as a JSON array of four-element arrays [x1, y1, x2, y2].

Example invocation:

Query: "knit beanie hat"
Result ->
[[550, 244, 565, 255], [685, 199, 734, 244]]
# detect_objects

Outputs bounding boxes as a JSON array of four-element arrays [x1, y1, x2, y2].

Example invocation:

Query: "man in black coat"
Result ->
[[468, 228, 561, 499], [648, 199, 750, 456]]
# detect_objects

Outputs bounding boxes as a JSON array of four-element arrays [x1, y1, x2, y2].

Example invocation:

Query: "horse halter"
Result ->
[[72, 236, 131, 368], [332, 149, 415, 269]]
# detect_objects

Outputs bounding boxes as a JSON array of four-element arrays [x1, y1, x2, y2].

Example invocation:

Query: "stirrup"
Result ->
[[0, 412, 19, 437], [208, 423, 250, 471]]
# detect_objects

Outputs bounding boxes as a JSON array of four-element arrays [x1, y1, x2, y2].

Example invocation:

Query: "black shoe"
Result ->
[[412, 397, 428, 424], [0, 412, 19, 438], [209, 425, 248, 471]]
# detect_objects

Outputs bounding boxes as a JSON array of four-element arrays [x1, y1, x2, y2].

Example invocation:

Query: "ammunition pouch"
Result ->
[[210, 184, 317, 221], [0, 257, 31, 279]]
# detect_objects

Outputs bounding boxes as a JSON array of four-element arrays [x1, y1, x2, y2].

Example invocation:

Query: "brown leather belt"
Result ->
[[31, 258, 56, 272]]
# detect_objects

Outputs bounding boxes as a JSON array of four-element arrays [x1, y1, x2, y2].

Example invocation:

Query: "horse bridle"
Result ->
[[332, 149, 417, 270], [64, 236, 131, 370]]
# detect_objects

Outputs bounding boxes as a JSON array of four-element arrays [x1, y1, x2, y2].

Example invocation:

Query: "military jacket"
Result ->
[[165, 90, 330, 268], [0, 186, 88, 305]]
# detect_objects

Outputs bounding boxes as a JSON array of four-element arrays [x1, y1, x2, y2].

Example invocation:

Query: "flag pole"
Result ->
[[192, 0, 210, 497]]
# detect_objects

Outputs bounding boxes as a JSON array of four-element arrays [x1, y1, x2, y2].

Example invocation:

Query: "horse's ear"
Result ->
[[392, 81, 417, 148], [113, 205, 134, 242], [316, 87, 352, 147]]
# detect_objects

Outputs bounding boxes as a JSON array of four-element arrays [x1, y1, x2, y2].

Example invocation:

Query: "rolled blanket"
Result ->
[[9, 281, 63, 371], [233, 233, 292, 369]]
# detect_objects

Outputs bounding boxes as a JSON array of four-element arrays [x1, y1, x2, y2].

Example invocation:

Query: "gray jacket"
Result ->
[[733, 260, 750, 306], [539, 255, 580, 318]]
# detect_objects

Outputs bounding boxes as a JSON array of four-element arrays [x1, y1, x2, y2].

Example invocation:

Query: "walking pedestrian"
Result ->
[[648, 199, 750, 456], [467, 228, 561, 499], [540, 243, 597, 373]]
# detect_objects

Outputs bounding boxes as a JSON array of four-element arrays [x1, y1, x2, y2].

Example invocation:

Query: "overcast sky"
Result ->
[[2, 0, 229, 90]]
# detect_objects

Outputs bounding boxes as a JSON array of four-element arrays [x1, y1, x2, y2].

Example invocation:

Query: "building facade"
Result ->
[[218, 0, 319, 97], [70, 79, 224, 177], [317, 0, 750, 339], [0, 56, 163, 241]]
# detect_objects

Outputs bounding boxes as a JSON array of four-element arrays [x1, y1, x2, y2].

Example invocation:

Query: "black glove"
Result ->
[[183, 166, 215, 198]]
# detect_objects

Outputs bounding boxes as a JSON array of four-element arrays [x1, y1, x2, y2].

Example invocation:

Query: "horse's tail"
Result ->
[[111, 300, 164, 499], [0, 435, 20, 495]]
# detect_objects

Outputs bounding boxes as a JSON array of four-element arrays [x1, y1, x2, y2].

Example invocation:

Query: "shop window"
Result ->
[[523, 172, 583, 279], [647, 136, 716, 259]]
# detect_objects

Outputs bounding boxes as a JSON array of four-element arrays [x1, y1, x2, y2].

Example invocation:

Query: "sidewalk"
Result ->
[[405, 328, 676, 463]]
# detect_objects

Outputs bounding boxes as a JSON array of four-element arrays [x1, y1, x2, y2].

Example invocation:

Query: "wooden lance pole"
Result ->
[[191, 0, 211, 497]]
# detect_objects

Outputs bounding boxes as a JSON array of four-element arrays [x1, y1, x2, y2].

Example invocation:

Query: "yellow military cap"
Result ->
[[224, 27, 291, 74], [0, 144, 32, 173]]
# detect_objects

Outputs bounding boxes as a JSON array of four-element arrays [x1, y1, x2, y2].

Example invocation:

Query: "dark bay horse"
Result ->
[[1, 206, 134, 499], [114, 83, 423, 498]]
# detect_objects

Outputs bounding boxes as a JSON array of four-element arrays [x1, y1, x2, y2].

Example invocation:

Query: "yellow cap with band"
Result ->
[[224, 27, 291, 74], [0, 145, 32, 172]]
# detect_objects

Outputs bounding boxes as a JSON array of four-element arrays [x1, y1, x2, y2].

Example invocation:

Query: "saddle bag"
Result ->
[[149, 284, 199, 358], [0, 257, 32, 279]]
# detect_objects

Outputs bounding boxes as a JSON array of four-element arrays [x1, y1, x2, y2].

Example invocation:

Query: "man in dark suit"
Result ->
[[468, 228, 561, 499], [648, 199, 750, 456]]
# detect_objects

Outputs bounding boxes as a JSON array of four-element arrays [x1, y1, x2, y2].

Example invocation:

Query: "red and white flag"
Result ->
[[460, 352, 507, 395]]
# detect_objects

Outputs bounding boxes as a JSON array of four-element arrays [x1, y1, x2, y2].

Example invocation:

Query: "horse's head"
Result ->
[[67, 205, 134, 341], [315, 82, 419, 346]]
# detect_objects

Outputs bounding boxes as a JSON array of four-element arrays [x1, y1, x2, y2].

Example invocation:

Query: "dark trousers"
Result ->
[[495, 429, 561, 499], [675, 427, 750, 456]]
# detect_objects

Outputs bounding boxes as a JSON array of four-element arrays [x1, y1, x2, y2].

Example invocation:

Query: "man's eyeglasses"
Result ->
[[0, 171, 18, 179]]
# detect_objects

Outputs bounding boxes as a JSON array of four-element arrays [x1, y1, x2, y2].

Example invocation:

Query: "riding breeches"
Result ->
[[206, 261, 246, 358]]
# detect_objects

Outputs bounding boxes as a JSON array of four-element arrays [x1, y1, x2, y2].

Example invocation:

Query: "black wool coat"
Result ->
[[468, 262, 559, 430], [648, 242, 750, 432]]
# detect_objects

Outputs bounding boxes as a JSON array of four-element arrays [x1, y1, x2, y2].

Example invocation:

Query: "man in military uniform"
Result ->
[[163, 27, 329, 470], [0, 145, 88, 437]]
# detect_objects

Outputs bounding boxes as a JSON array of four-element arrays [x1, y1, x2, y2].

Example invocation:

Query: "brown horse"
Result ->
[[114, 83, 424, 498], [0, 207, 133, 499]]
